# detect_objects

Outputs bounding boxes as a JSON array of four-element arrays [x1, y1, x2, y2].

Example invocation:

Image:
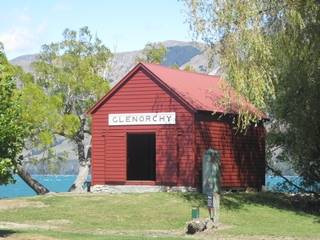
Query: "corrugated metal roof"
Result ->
[[142, 63, 266, 118], [88, 62, 266, 118]]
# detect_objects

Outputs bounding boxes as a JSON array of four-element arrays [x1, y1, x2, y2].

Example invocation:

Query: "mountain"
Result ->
[[10, 40, 219, 174], [10, 54, 39, 73], [11, 40, 220, 84]]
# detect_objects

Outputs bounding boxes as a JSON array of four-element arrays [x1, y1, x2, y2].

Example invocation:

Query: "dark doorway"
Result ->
[[127, 133, 156, 180]]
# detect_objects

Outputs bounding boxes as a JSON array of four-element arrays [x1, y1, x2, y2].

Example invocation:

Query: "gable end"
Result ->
[[87, 63, 196, 115]]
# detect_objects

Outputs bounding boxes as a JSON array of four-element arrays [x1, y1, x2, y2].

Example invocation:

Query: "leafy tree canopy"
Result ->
[[0, 43, 28, 184], [26, 26, 112, 191], [28, 26, 112, 143], [184, 0, 320, 186], [137, 42, 167, 64], [183, 64, 196, 72]]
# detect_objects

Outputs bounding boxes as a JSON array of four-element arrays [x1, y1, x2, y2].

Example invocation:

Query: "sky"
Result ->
[[0, 0, 192, 60]]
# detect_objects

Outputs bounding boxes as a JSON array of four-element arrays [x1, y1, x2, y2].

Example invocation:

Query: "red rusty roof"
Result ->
[[88, 63, 266, 118]]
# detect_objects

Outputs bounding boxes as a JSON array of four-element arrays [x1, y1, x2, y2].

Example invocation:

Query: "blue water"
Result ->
[[0, 175, 313, 199], [266, 175, 319, 193], [0, 175, 76, 199], [266, 175, 302, 192]]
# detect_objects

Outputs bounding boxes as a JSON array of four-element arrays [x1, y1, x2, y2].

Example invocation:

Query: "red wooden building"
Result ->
[[88, 63, 266, 190]]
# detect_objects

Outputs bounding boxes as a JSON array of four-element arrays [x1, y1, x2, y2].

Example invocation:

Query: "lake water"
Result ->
[[0, 175, 310, 199], [0, 175, 76, 199]]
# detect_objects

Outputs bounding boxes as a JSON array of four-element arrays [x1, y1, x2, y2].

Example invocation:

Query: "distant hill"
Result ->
[[10, 40, 220, 174], [11, 40, 220, 84], [10, 54, 39, 73]]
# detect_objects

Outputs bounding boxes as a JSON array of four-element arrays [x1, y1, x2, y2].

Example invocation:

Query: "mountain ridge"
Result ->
[[11, 40, 220, 84]]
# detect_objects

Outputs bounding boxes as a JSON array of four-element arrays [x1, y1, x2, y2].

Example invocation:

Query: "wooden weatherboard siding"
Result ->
[[195, 113, 265, 188], [89, 63, 266, 190], [91, 68, 195, 186]]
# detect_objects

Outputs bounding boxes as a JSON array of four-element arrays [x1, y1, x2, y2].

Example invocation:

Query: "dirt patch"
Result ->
[[192, 232, 320, 240], [1, 234, 58, 240], [0, 200, 46, 210], [0, 219, 71, 232], [91, 229, 186, 238], [44, 219, 71, 225], [0, 222, 58, 230]]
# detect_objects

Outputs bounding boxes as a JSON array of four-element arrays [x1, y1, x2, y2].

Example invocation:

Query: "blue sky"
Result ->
[[0, 0, 192, 59]]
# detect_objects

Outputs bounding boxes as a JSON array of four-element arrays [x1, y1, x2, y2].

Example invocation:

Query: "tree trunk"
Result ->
[[68, 118, 91, 192], [68, 160, 90, 192], [16, 163, 50, 195]]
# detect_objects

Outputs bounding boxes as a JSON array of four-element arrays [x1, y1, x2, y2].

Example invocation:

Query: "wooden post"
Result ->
[[213, 192, 220, 225]]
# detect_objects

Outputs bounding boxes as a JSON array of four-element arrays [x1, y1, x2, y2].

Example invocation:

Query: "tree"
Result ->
[[184, 0, 320, 187], [183, 64, 196, 72], [170, 64, 180, 69], [0, 42, 50, 193], [0, 43, 27, 184], [18, 72, 61, 194], [31, 27, 112, 192], [137, 42, 167, 64]]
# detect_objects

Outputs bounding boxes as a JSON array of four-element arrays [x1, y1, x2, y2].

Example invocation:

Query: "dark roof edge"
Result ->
[[87, 63, 143, 114], [139, 63, 196, 113]]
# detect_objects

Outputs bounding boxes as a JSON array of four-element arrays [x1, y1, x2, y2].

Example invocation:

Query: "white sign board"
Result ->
[[108, 112, 176, 126]]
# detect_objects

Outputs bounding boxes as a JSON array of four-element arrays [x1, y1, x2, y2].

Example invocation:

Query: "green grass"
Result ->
[[0, 192, 319, 239], [220, 193, 320, 236]]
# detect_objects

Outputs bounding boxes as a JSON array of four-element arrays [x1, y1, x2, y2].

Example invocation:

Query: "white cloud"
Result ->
[[0, 27, 35, 52], [0, 19, 48, 57]]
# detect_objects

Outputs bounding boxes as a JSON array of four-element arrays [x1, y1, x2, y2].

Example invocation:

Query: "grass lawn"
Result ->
[[0, 192, 319, 239]]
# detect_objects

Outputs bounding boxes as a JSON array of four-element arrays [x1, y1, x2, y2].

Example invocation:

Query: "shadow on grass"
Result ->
[[175, 192, 207, 207], [176, 192, 320, 220], [175, 192, 244, 210], [228, 192, 319, 216], [0, 229, 17, 238]]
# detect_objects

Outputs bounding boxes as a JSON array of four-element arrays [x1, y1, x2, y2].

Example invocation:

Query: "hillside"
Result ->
[[11, 40, 220, 85]]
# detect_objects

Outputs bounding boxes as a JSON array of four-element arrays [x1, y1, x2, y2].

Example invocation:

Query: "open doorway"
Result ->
[[127, 133, 156, 181]]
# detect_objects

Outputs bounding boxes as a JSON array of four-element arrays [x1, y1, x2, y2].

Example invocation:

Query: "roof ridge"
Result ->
[[88, 62, 267, 119], [140, 62, 221, 79]]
